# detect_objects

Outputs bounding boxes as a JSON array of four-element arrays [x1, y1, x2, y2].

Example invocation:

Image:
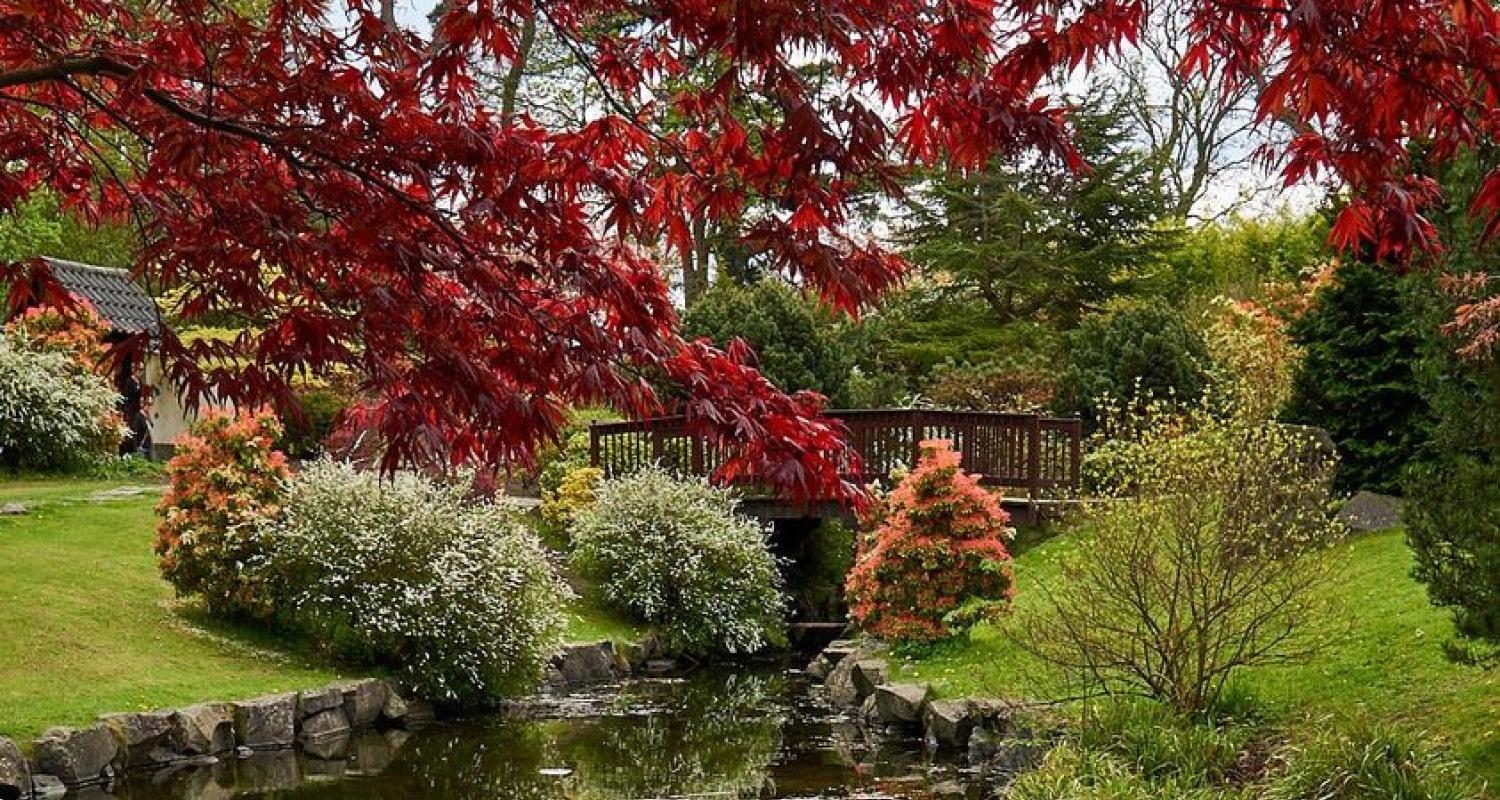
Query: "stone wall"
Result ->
[[0, 638, 669, 800], [0, 679, 422, 800]]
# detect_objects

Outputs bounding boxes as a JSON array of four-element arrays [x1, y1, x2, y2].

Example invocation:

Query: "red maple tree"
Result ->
[[4, 0, 1500, 496]]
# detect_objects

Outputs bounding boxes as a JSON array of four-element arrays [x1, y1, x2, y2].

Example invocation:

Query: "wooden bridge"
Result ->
[[589, 408, 1083, 523]]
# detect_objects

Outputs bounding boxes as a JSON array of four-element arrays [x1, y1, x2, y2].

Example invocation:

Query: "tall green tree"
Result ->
[[900, 92, 1179, 330], [1283, 260, 1428, 494], [682, 279, 858, 405], [1403, 146, 1500, 640]]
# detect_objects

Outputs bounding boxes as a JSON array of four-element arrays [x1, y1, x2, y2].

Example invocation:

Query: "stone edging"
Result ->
[[0, 636, 672, 800], [806, 640, 1056, 769], [0, 678, 424, 800]]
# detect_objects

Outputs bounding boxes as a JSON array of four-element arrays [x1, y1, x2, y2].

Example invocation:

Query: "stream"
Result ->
[[106, 666, 1010, 800]]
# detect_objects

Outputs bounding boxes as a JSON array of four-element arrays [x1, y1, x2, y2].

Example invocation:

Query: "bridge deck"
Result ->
[[588, 408, 1083, 506]]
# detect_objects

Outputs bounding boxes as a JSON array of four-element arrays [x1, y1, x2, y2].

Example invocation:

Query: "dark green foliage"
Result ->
[[683, 279, 857, 403], [278, 387, 352, 458], [901, 94, 1179, 330], [1052, 301, 1211, 425], [1283, 261, 1428, 493], [1404, 458, 1500, 639], [1398, 147, 1500, 643]]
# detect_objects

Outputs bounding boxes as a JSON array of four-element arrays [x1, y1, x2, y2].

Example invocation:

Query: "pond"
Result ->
[[107, 666, 1006, 800]]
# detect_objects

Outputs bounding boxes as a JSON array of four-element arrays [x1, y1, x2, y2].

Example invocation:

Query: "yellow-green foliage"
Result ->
[[542, 465, 602, 531]]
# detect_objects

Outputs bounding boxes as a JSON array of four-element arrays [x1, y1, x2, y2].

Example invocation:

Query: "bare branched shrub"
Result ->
[[1018, 404, 1344, 714]]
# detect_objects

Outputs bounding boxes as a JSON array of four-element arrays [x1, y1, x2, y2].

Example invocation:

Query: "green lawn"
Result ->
[[0, 477, 347, 742], [889, 527, 1500, 784], [0, 477, 644, 743]]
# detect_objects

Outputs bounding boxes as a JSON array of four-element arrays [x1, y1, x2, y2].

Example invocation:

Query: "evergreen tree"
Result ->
[[1283, 260, 1428, 494]]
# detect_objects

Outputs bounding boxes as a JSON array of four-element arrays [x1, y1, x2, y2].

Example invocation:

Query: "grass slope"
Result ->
[[890, 528, 1500, 784], [0, 477, 345, 742]]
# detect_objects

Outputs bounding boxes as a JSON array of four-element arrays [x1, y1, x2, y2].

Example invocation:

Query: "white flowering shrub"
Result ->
[[257, 460, 569, 705], [0, 337, 119, 470], [571, 468, 786, 655]]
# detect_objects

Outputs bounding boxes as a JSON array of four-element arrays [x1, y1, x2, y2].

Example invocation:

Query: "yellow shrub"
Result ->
[[541, 465, 603, 531]]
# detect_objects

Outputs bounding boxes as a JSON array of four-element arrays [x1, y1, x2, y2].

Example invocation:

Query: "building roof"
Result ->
[[43, 257, 162, 338]]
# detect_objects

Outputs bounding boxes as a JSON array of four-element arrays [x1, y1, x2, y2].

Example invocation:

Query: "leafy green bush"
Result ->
[[1284, 260, 1428, 493], [683, 279, 856, 403], [570, 468, 786, 655], [1266, 725, 1481, 800], [257, 460, 568, 705], [0, 336, 120, 470], [1403, 457, 1500, 639], [1053, 301, 1211, 426], [154, 411, 290, 619], [1022, 406, 1343, 714]]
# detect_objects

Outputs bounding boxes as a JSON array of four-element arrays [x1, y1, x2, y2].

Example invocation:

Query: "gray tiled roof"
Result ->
[[44, 258, 162, 337]]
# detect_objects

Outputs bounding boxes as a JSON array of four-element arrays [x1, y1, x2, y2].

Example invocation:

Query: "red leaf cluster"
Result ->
[[845, 439, 1015, 644], [14, 0, 1500, 496], [0, 0, 1138, 503]]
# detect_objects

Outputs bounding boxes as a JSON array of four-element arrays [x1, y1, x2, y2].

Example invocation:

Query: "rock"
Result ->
[[1336, 491, 1403, 532], [866, 684, 929, 726], [850, 660, 888, 699], [823, 655, 862, 706], [402, 699, 436, 725], [0, 503, 25, 516], [923, 699, 977, 750], [967, 727, 1001, 765], [805, 654, 832, 682], [930, 779, 967, 798], [99, 710, 177, 770], [380, 692, 409, 724], [27, 775, 66, 800], [33, 725, 118, 786], [822, 640, 859, 664], [297, 687, 344, 719], [0, 736, 28, 800], [336, 680, 390, 728], [299, 708, 351, 743], [171, 703, 236, 756], [553, 642, 618, 685], [233, 694, 296, 750]]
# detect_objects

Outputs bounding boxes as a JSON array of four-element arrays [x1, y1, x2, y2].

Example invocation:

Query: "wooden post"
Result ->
[[651, 424, 664, 466], [588, 422, 602, 470], [1026, 415, 1042, 502], [1068, 419, 1083, 495], [691, 434, 704, 475], [910, 409, 925, 468]]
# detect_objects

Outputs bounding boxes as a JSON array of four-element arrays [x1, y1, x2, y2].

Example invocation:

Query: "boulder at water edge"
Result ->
[[171, 703, 236, 756], [0, 736, 28, 800], [33, 725, 118, 786], [233, 694, 297, 750]]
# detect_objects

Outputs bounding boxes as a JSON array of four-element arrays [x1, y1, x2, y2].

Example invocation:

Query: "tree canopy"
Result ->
[[7, 0, 1500, 498]]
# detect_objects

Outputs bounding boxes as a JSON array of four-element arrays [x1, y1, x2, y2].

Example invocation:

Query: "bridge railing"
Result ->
[[588, 408, 1082, 500]]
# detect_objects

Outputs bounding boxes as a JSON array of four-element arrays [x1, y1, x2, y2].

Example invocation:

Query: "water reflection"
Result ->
[[110, 667, 981, 800]]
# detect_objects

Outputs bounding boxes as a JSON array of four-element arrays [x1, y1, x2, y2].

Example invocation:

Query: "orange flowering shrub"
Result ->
[[845, 439, 1015, 644], [154, 410, 290, 619], [4, 301, 111, 373]]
